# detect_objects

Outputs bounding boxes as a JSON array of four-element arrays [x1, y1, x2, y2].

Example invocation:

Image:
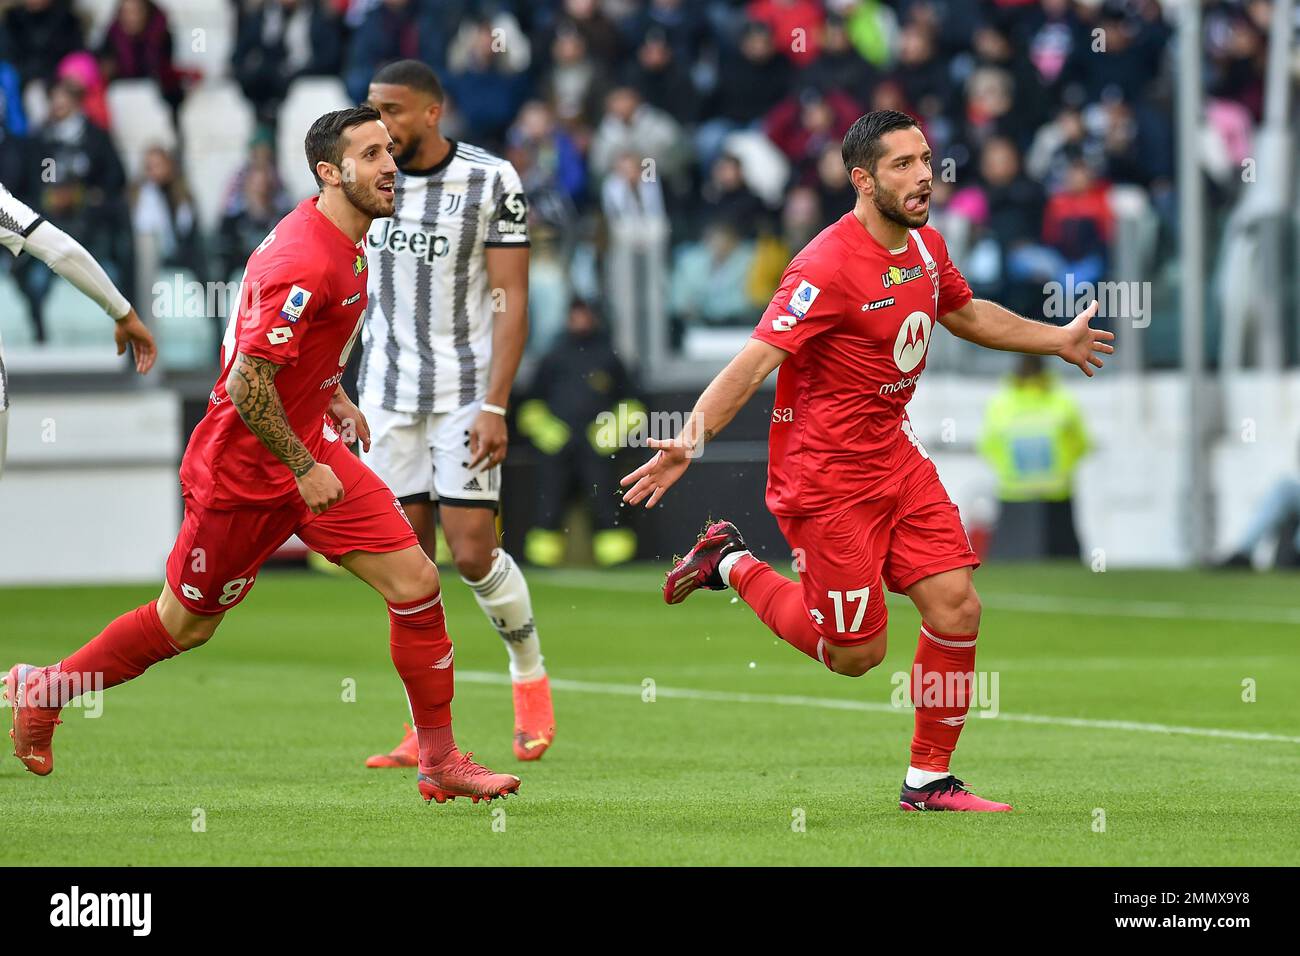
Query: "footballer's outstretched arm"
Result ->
[[939, 298, 1115, 377], [621, 339, 787, 508], [226, 352, 344, 513], [472, 244, 529, 470]]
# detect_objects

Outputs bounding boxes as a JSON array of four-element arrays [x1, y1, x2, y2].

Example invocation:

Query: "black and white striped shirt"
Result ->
[[0, 181, 45, 412], [358, 141, 529, 414]]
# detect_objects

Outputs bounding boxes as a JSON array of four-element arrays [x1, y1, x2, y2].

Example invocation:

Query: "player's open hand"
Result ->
[[329, 391, 371, 452], [114, 308, 157, 375], [469, 409, 508, 471], [296, 462, 345, 514], [1057, 300, 1115, 377], [620, 437, 693, 509]]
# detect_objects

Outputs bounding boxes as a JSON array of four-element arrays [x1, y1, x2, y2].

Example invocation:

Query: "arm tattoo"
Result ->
[[226, 352, 316, 478]]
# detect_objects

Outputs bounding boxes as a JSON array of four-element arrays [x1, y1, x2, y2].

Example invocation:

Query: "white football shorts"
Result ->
[[359, 399, 500, 509]]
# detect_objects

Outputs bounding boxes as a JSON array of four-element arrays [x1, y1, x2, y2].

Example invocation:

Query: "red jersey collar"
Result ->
[[840, 211, 916, 259], [299, 196, 366, 253]]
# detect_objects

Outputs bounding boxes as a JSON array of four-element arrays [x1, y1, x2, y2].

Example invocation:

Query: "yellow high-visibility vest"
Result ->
[[977, 375, 1091, 502]]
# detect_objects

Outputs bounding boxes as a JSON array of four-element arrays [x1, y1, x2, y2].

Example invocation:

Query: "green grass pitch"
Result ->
[[1, 563, 1297, 866]]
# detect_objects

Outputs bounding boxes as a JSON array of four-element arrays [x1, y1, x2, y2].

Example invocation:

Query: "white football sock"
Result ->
[[463, 549, 545, 682], [905, 766, 952, 789], [718, 549, 751, 588]]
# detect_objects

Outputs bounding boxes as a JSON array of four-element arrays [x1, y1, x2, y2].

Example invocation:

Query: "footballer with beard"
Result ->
[[358, 60, 554, 770], [4, 105, 522, 806], [621, 110, 1114, 812]]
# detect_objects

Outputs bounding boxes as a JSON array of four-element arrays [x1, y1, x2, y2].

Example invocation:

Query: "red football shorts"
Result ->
[[775, 460, 979, 647], [165, 445, 418, 615]]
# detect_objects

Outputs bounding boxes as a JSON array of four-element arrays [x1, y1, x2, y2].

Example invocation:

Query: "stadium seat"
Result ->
[[106, 80, 178, 180], [719, 131, 790, 208], [151, 268, 219, 371], [21, 78, 48, 129], [155, 0, 237, 80], [278, 77, 352, 203], [44, 277, 118, 348], [0, 273, 35, 347], [180, 81, 256, 233]]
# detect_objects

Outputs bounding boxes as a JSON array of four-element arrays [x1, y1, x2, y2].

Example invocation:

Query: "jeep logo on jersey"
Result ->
[[366, 220, 450, 263], [892, 311, 931, 373]]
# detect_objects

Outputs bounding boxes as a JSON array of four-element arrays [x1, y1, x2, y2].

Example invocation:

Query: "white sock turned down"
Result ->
[[718, 550, 751, 588], [463, 549, 545, 683], [905, 767, 952, 789]]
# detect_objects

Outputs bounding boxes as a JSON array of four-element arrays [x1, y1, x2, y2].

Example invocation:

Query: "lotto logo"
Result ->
[[267, 326, 294, 345]]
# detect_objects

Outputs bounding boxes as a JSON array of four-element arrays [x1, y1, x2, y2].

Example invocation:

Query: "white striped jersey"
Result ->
[[0, 181, 45, 411], [357, 140, 529, 414]]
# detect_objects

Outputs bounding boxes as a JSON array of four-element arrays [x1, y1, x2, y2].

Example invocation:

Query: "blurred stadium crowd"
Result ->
[[0, 0, 1285, 370]]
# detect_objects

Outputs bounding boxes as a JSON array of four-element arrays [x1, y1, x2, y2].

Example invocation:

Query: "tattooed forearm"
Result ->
[[226, 352, 316, 478]]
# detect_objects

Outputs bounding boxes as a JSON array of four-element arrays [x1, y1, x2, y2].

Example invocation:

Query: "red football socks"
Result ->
[[730, 554, 832, 670], [387, 593, 457, 770], [415, 725, 457, 771], [909, 621, 978, 772], [51, 601, 183, 706]]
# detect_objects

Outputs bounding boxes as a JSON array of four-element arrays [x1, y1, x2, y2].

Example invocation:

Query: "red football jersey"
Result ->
[[752, 213, 972, 516], [180, 198, 369, 508]]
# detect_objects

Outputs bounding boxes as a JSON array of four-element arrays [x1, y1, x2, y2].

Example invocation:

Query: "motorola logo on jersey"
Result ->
[[366, 220, 450, 263], [892, 310, 932, 373]]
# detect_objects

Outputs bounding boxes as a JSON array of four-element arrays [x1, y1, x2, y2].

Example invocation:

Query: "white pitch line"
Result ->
[[526, 570, 1300, 626], [456, 670, 1300, 745], [964, 592, 1300, 626]]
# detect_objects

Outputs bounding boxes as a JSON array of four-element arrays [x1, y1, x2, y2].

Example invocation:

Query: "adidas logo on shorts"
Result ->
[[463, 476, 482, 492]]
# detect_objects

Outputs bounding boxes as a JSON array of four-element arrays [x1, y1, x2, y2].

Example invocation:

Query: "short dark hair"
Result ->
[[841, 109, 921, 177], [304, 104, 382, 189], [371, 58, 444, 101]]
